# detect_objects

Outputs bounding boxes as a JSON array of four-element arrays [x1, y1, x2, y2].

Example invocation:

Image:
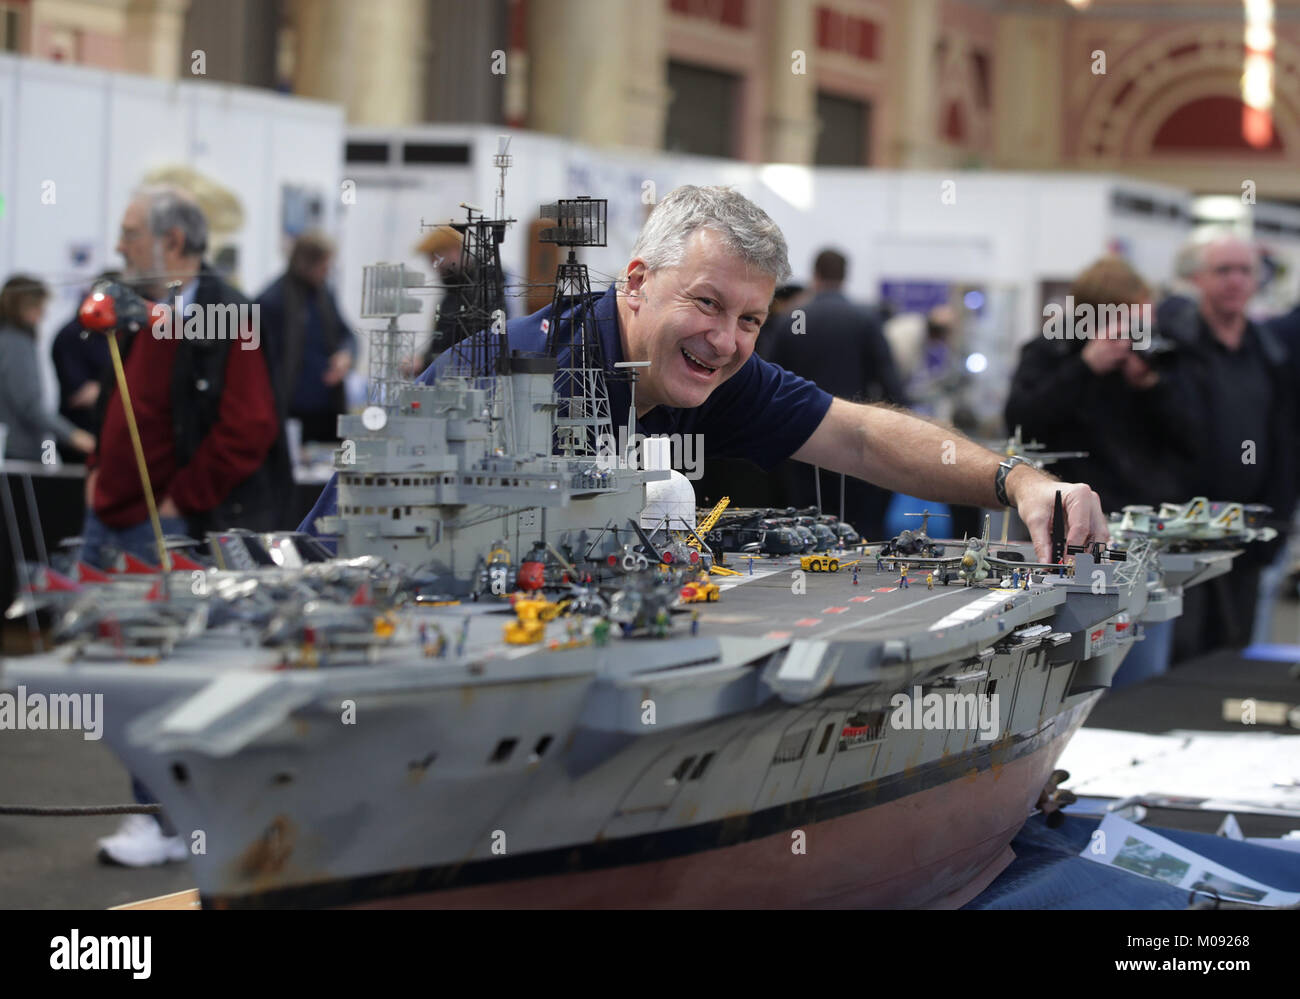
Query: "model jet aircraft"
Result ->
[[1110, 497, 1278, 548], [876, 510, 950, 559], [1000, 425, 1089, 468]]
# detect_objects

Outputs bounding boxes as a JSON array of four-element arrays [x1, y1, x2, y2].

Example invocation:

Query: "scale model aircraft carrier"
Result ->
[[1, 192, 1252, 909]]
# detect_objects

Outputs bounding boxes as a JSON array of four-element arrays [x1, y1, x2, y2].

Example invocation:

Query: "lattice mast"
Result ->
[[540, 197, 612, 457], [427, 205, 512, 379], [421, 137, 515, 378]]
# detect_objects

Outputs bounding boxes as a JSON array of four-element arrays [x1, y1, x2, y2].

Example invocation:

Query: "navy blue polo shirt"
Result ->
[[298, 284, 832, 535]]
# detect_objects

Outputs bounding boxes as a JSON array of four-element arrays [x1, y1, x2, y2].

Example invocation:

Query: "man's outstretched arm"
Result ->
[[792, 398, 1109, 562]]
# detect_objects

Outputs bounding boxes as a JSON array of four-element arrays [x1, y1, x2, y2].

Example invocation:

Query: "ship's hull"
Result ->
[[9, 545, 1230, 910], [201, 694, 1098, 910]]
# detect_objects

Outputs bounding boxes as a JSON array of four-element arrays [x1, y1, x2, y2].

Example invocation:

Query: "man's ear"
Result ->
[[624, 260, 649, 311], [165, 226, 185, 258]]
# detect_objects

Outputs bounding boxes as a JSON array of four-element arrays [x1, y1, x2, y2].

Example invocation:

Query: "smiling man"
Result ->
[[301, 185, 1107, 558]]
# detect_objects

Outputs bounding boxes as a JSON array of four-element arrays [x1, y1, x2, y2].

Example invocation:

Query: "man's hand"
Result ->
[[84, 467, 98, 508], [69, 429, 95, 454], [1121, 352, 1158, 390], [794, 399, 1110, 562], [1080, 336, 1130, 376], [322, 350, 352, 387], [1005, 465, 1109, 563], [158, 495, 181, 519], [69, 380, 100, 409]]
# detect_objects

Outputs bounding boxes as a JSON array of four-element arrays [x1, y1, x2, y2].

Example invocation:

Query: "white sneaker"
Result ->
[[97, 814, 188, 867]]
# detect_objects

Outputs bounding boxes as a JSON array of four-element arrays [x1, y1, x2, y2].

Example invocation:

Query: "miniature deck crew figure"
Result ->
[[1011, 568, 1021, 588], [654, 608, 669, 637], [747, 556, 754, 575], [875, 552, 884, 572], [852, 565, 860, 585], [1023, 570, 1031, 590], [456, 617, 470, 657], [690, 609, 700, 636], [593, 617, 610, 646], [898, 564, 909, 589], [926, 572, 934, 590]]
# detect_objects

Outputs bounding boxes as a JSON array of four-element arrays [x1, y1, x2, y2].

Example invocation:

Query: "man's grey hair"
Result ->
[[135, 185, 208, 257], [1182, 226, 1256, 276], [629, 185, 791, 284]]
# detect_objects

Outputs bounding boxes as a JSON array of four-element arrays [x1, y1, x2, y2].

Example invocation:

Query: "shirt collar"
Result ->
[[1196, 311, 1260, 353]]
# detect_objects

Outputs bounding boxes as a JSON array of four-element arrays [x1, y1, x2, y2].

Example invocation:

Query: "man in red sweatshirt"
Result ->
[[85, 185, 286, 867], [80, 186, 284, 572]]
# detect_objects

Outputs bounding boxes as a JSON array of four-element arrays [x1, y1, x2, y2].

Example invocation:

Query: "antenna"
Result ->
[[494, 135, 512, 221], [1050, 490, 1066, 566]]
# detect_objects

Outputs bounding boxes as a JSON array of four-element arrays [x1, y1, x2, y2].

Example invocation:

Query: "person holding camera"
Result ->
[[1005, 256, 1201, 513]]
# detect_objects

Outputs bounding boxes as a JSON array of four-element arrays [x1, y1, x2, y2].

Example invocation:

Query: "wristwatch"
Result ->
[[995, 456, 1031, 508]]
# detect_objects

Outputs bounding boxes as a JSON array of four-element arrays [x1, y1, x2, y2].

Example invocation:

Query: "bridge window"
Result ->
[[689, 752, 714, 780], [530, 735, 553, 762]]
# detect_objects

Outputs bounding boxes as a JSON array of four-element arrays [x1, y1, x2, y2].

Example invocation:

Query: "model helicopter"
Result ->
[[876, 510, 950, 559], [706, 511, 804, 556]]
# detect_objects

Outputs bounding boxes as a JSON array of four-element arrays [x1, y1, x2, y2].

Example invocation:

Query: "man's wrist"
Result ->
[[1002, 460, 1043, 508]]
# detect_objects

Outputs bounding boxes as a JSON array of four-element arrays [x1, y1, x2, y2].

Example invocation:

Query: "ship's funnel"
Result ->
[[507, 353, 558, 457]]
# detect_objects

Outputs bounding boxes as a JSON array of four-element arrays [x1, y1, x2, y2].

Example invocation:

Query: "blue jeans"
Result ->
[[132, 776, 176, 836], [79, 509, 186, 836], [76, 509, 187, 570]]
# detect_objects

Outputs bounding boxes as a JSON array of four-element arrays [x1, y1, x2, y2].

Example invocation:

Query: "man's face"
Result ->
[[1195, 239, 1257, 319], [622, 228, 774, 411], [116, 198, 165, 297]]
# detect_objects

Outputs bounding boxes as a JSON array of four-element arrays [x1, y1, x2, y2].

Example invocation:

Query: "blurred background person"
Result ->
[[753, 281, 805, 358], [89, 185, 286, 868], [760, 248, 904, 540], [1157, 234, 1297, 659], [1005, 256, 1205, 686], [256, 232, 356, 444], [416, 224, 471, 369], [50, 270, 123, 461], [1005, 256, 1200, 513], [0, 275, 95, 461], [82, 185, 286, 570]]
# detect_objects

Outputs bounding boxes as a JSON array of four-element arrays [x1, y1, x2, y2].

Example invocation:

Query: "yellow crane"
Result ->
[[688, 496, 730, 549]]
